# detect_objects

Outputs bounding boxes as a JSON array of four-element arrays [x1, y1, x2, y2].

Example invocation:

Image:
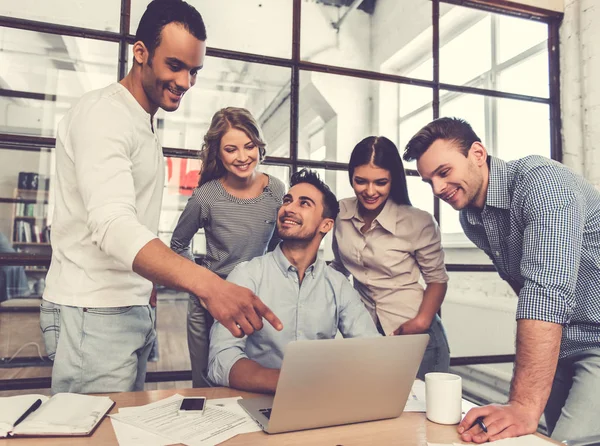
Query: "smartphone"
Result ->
[[178, 397, 207, 415]]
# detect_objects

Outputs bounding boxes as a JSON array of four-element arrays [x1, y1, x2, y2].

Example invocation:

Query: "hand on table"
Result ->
[[202, 279, 283, 338], [458, 402, 540, 443]]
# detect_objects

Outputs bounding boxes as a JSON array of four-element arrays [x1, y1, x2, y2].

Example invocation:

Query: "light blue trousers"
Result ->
[[545, 347, 600, 442], [40, 299, 155, 394]]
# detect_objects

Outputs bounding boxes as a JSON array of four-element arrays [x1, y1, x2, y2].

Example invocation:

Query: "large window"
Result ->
[[0, 0, 562, 398]]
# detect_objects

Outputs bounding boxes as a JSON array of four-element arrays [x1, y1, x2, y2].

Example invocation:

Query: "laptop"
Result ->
[[238, 334, 429, 434]]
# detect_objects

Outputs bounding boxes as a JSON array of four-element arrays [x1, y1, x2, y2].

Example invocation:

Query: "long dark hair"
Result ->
[[348, 136, 412, 206]]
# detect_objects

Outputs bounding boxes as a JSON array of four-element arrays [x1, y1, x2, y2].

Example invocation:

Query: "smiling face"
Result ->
[[137, 22, 206, 114], [218, 127, 260, 180], [416, 139, 488, 210], [277, 182, 333, 242], [352, 163, 392, 215]]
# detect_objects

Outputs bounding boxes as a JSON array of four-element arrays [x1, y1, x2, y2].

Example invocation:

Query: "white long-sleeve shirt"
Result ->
[[44, 83, 164, 307]]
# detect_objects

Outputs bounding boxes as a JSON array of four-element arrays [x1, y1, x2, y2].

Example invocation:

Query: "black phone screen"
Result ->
[[180, 398, 206, 411]]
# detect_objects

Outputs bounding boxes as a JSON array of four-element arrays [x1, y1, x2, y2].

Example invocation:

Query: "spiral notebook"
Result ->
[[0, 393, 114, 438]]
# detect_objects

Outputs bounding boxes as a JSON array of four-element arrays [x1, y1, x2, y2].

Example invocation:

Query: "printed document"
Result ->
[[111, 394, 260, 446]]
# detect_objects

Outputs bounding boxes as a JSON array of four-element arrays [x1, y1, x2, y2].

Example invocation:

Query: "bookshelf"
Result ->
[[11, 189, 51, 250]]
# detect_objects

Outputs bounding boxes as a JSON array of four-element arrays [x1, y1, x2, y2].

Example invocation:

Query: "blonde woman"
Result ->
[[170, 107, 285, 387]]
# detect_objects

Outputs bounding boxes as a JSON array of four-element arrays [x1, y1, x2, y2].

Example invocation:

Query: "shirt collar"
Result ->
[[272, 243, 320, 278], [462, 156, 509, 225], [485, 156, 511, 210], [338, 197, 396, 235], [374, 198, 397, 235]]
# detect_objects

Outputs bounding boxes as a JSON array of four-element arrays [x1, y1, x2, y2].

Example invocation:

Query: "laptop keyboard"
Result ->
[[259, 408, 272, 419]]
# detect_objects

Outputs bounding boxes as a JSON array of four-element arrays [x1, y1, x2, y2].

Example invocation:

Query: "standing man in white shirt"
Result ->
[[41, 0, 282, 394]]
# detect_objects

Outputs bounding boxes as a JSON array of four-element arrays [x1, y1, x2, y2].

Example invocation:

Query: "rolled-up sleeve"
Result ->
[[207, 321, 249, 387], [516, 168, 584, 325], [206, 262, 256, 386], [413, 213, 449, 284], [336, 274, 381, 338], [69, 100, 157, 269]]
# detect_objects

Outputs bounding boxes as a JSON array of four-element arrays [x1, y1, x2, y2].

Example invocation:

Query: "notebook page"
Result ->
[[0, 395, 49, 437], [12, 393, 113, 435]]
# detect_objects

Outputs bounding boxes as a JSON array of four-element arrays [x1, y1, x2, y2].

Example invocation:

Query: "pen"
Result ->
[[469, 416, 488, 433], [13, 399, 42, 428]]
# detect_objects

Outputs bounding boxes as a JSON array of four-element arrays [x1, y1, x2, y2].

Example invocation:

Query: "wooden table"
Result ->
[[0, 387, 559, 445]]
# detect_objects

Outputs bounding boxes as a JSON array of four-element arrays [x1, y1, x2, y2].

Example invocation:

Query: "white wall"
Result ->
[[560, 0, 600, 186]]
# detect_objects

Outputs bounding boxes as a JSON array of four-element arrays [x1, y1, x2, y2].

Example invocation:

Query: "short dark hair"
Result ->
[[290, 169, 339, 220], [349, 136, 411, 206], [135, 0, 207, 61], [403, 117, 481, 162]]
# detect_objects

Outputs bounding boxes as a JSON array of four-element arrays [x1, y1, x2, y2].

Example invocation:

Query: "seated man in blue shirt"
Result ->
[[207, 169, 380, 393], [404, 117, 600, 443]]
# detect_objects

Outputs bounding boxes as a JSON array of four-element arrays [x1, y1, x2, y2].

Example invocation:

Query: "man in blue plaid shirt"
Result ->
[[404, 117, 600, 444]]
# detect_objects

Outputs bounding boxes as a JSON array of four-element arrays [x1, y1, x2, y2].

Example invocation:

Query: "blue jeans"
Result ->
[[40, 299, 155, 394], [416, 315, 450, 380], [544, 347, 600, 441]]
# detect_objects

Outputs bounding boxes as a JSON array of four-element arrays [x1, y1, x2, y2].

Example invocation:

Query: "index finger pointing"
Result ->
[[254, 298, 283, 331]]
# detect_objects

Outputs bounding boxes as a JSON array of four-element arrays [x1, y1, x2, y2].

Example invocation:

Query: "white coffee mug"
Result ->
[[425, 372, 462, 425]]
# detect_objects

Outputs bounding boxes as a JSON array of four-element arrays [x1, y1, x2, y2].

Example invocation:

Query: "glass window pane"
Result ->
[[407, 175, 433, 215], [0, 146, 52, 373], [299, 71, 377, 163], [262, 164, 290, 190], [498, 51, 549, 99], [0, 0, 121, 32], [302, 0, 433, 80], [151, 57, 291, 156], [0, 28, 118, 137], [497, 99, 550, 161], [440, 5, 550, 98], [497, 15, 548, 65], [440, 6, 492, 87], [0, 147, 53, 258], [130, 0, 293, 58]]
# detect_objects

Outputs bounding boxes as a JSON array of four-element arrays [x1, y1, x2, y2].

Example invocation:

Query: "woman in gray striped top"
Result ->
[[170, 107, 285, 387]]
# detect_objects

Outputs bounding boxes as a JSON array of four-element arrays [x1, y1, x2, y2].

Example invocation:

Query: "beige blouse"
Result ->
[[331, 197, 448, 335]]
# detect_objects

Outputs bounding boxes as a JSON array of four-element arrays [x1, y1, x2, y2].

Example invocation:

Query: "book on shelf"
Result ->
[[14, 202, 47, 218], [13, 221, 50, 244], [0, 393, 114, 438]]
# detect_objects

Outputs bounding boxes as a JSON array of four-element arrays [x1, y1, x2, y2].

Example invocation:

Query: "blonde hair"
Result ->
[[198, 107, 267, 186]]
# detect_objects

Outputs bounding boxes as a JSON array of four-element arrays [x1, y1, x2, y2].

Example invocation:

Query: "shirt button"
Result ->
[[495, 251, 500, 256]]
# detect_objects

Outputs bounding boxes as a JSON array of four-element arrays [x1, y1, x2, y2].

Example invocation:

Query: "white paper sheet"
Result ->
[[429, 434, 554, 446], [455, 435, 554, 445], [404, 380, 427, 412], [110, 419, 173, 446], [110, 394, 258, 446], [206, 397, 261, 435]]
